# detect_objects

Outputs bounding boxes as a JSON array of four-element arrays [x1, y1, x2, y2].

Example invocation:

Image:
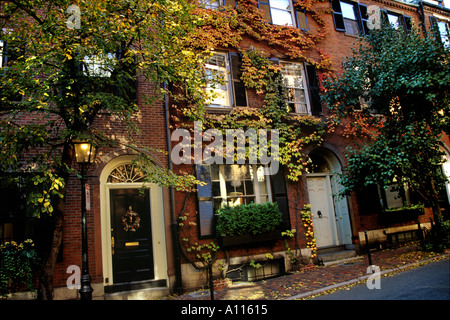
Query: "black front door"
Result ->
[[110, 188, 154, 284]]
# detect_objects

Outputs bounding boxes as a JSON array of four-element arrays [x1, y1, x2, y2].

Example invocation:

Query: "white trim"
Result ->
[[99, 155, 168, 286], [280, 61, 311, 115]]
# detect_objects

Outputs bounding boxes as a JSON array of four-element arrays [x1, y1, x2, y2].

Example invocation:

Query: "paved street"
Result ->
[[167, 243, 449, 300], [313, 258, 450, 300]]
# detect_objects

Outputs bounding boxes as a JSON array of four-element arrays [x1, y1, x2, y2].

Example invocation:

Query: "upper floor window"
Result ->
[[281, 62, 310, 114], [205, 52, 248, 109], [331, 0, 369, 35], [200, 0, 222, 9], [331, 0, 413, 35], [0, 40, 4, 68], [437, 20, 450, 48], [380, 10, 412, 32], [0, 38, 24, 102], [83, 53, 115, 78], [340, 1, 362, 35], [430, 16, 450, 48], [258, 0, 308, 30], [280, 61, 322, 115], [205, 52, 232, 108]]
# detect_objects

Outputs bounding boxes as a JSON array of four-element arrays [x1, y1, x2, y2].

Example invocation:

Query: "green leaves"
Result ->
[[27, 171, 65, 217], [0, 239, 41, 296], [216, 202, 283, 237], [322, 25, 450, 211]]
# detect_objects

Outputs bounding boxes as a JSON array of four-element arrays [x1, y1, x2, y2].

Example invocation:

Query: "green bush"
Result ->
[[216, 202, 283, 237], [421, 219, 450, 253], [0, 239, 41, 296]]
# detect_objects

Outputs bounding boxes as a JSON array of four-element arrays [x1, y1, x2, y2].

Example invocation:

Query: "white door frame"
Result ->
[[306, 173, 340, 248], [306, 148, 353, 248], [99, 155, 168, 286]]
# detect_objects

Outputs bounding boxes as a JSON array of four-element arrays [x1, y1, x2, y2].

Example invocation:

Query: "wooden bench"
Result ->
[[384, 228, 425, 247]]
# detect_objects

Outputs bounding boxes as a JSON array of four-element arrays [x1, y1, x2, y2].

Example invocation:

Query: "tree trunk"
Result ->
[[37, 199, 64, 300], [37, 144, 73, 300]]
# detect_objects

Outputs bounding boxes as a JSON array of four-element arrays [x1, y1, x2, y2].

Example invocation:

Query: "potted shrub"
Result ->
[[216, 202, 283, 247]]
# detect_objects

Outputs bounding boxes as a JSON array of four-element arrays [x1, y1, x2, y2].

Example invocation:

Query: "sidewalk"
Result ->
[[166, 242, 450, 300]]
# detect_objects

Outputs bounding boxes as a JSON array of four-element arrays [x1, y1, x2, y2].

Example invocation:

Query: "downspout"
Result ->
[[418, 0, 427, 36], [164, 83, 183, 295]]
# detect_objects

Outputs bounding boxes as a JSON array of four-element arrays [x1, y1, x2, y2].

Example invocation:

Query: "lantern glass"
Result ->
[[74, 142, 96, 164]]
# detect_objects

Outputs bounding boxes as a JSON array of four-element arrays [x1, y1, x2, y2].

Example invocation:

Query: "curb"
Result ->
[[285, 254, 450, 300]]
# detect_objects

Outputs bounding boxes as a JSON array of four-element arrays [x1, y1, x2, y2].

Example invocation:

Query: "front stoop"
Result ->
[[102, 287, 169, 300], [317, 245, 357, 265]]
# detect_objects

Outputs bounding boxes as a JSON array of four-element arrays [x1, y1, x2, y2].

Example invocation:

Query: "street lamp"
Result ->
[[73, 139, 96, 300]]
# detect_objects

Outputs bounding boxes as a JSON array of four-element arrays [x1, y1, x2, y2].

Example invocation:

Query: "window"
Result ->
[[200, 0, 222, 9], [437, 21, 450, 48], [0, 38, 24, 102], [205, 53, 232, 108], [430, 17, 450, 48], [83, 53, 115, 77], [357, 182, 411, 214], [0, 40, 4, 68], [387, 12, 400, 29], [281, 62, 309, 114], [205, 52, 247, 109], [331, 0, 368, 35], [199, 0, 237, 10], [258, 0, 308, 30], [332, 1, 413, 35], [380, 10, 413, 32], [196, 164, 289, 237], [280, 62, 322, 115], [340, 2, 361, 35]]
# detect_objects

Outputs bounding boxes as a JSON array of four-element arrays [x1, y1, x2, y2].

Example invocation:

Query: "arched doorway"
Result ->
[[440, 147, 450, 220], [306, 148, 353, 248], [99, 155, 168, 292]]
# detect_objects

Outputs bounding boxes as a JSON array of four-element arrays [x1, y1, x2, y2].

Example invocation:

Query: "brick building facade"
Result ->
[[1, 0, 449, 299]]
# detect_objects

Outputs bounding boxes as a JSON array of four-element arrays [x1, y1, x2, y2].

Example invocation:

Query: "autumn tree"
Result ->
[[0, 0, 207, 299], [322, 24, 450, 246]]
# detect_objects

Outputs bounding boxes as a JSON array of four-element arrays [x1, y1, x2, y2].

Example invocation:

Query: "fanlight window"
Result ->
[[107, 163, 145, 183]]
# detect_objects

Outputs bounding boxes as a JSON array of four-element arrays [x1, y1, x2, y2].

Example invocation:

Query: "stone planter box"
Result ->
[[219, 230, 282, 248]]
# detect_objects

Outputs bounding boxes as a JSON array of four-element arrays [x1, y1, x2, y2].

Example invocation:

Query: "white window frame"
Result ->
[[211, 164, 273, 210], [269, 0, 296, 27], [437, 20, 450, 48], [200, 0, 222, 10], [204, 52, 232, 108], [0, 40, 4, 68], [340, 1, 360, 35], [280, 61, 311, 115]]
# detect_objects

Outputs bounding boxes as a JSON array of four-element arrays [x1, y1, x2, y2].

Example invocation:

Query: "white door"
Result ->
[[306, 176, 339, 248]]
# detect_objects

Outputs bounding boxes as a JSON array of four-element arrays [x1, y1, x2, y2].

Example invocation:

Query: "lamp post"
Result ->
[[73, 140, 96, 300]]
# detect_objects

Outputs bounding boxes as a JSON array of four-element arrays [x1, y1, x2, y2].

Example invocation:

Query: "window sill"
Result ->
[[344, 32, 361, 38], [206, 106, 233, 114], [288, 112, 323, 117]]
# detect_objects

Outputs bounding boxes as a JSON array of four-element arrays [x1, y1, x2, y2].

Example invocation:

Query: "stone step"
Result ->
[[317, 247, 356, 264], [317, 245, 347, 255]]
